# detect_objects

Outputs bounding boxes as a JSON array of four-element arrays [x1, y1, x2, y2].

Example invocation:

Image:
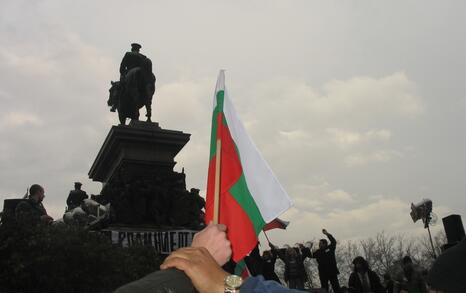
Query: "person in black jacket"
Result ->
[[270, 243, 307, 289], [427, 238, 466, 293], [383, 273, 394, 293], [348, 256, 384, 293], [15, 184, 53, 225], [302, 229, 341, 293], [262, 250, 281, 283], [245, 244, 264, 277]]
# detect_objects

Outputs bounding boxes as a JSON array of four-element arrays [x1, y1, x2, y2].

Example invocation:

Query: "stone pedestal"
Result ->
[[89, 121, 190, 184], [88, 121, 204, 228]]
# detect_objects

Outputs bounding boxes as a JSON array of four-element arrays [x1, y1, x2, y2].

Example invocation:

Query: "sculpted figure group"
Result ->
[[94, 171, 205, 228]]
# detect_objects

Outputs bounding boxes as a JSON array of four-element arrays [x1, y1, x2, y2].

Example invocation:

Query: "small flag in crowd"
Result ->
[[263, 218, 290, 232]]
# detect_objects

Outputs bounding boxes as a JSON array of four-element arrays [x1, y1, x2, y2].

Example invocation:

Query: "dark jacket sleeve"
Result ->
[[348, 272, 358, 293], [276, 248, 287, 261], [369, 270, 385, 293], [271, 252, 277, 264], [15, 201, 37, 225], [242, 275, 306, 293], [327, 233, 337, 251], [119, 53, 129, 75], [427, 238, 466, 293], [270, 244, 286, 261], [113, 268, 196, 293], [300, 246, 312, 259]]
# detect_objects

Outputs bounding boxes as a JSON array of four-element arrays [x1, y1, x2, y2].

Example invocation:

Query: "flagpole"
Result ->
[[213, 139, 222, 224], [263, 230, 272, 244]]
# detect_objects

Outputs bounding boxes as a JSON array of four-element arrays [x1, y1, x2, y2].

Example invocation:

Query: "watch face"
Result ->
[[225, 275, 243, 288]]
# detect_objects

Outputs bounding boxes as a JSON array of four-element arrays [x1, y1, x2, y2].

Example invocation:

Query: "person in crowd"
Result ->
[[427, 238, 466, 293], [262, 250, 281, 283], [15, 184, 53, 225], [245, 245, 264, 277], [270, 243, 307, 289], [348, 256, 384, 293], [393, 256, 427, 293], [383, 273, 394, 293], [66, 182, 89, 210], [301, 228, 341, 293], [115, 223, 307, 293]]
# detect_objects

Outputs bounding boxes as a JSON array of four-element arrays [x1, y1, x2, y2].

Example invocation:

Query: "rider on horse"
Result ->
[[108, 43, 156, 124], [119, 43, 146, 81]]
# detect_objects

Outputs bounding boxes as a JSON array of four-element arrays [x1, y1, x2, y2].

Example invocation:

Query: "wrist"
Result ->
[[213, 271, 229, 293]]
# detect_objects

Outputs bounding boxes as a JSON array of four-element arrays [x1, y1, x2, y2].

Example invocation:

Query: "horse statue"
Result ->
[[62, 199, 110, 227], [108, 58, 156, 125]]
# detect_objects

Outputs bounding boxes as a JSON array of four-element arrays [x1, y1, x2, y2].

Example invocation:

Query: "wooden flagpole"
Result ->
[[263, 230, 272, 244], [213, 139, 222, 224]]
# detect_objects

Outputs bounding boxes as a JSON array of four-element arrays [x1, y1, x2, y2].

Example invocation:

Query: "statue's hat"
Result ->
[[74, 182, 82, 186], [131, 43, 142, 50]]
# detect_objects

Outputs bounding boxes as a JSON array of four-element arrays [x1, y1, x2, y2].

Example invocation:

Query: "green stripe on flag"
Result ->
[[234, 259, 247, 276], [209, 90, 225, 159], [229, 174, 265, 234]]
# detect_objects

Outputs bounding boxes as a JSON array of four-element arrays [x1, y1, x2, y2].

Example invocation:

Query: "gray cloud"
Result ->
[[1, 0, 465, 244]]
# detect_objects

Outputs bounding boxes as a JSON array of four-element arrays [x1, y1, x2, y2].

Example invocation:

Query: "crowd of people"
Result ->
[[7, 184, 464, 292], [117, 224, 464, 293], [249, 230, 424, 293]]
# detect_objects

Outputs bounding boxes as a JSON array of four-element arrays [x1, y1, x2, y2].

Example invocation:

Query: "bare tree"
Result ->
[[278, 230, 447, 289], [335, 240, 360, 284]]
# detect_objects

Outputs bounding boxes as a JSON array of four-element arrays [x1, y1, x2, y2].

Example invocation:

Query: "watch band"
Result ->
[[224, 287, 238, 293]]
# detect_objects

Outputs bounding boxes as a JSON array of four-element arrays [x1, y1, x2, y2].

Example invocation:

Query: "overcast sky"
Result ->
[[1, 0, 465, 245]]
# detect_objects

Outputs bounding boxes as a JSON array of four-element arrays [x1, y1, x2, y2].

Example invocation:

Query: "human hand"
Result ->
[[191, 222, 231, 266], [161, 247, 229, 293]]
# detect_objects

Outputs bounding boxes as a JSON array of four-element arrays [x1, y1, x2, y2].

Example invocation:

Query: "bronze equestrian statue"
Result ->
[[108, 43, 156, 125]]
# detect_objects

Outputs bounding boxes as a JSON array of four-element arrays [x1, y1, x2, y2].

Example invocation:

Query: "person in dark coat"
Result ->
[[348, 256, 384, 293], [66, 182, 88, 210], [393, 256, 427, 293], [245, 244, 264, 277], [427, 238, 466, 293], [15, 184, 53, 225], [262, 250, 281, 283], [271, 243, 307, 289], [302, 229, 341, 293], [119, 43, 146, 80], [383, 273, 394, 293]]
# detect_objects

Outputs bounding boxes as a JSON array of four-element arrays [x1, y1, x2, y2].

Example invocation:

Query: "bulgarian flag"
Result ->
[[205, 70, 293, 262]]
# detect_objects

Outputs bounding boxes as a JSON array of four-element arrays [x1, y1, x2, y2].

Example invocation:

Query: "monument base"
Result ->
[[103, 225, 199, 254], [88, 121, 205, 228], [89, 120, 190, 184]]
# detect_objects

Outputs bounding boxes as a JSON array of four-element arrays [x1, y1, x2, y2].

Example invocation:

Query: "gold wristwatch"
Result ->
[[224, 274, 243, 293]]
